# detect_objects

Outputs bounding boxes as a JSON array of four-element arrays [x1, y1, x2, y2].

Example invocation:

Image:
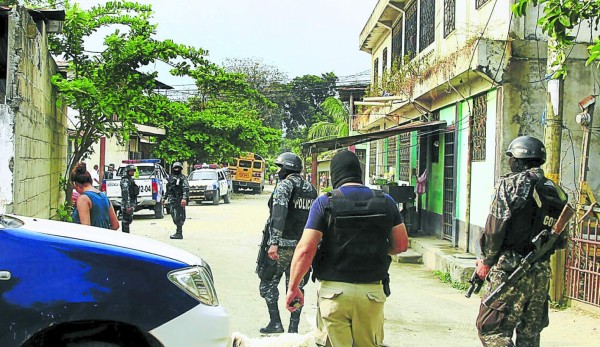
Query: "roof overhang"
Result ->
[[134, 124, 165, 136], [359, 0, 406, 53], [302, 120, 446, 154]]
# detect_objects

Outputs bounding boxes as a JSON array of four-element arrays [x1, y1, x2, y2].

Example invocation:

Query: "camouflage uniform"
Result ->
[[166, 173, 190, 228], [477, 167, 552, 347], [120, 173, 137, 233], [259, 174, 316, 303]]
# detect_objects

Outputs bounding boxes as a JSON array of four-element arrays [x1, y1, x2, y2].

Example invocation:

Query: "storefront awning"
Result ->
[[302, 120, 447, 154]]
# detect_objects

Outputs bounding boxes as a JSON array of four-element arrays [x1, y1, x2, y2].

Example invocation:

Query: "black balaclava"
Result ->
[[173, 168, 182, 175], [277, 167, 289, 181], [330, 150, 363, 189]]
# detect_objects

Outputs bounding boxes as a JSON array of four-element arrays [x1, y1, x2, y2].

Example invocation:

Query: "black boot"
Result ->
[[288, 309, 301, 333], [122, 225, 129, 233], [170, 226, 183, 239], [259, 302, 284, 334]]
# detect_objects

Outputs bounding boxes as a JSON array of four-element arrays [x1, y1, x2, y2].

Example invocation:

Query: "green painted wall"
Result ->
[[410, 132, 418, 186], [427, 105, 456, 214]]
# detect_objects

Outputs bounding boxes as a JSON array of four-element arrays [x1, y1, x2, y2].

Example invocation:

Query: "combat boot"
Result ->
[[259, 302, 284, 334], [288, 309, 301, 333], [122, 225, 129, 233], [170, 226, 183, 239]]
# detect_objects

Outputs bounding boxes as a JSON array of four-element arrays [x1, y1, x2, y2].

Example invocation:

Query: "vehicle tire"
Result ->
[[154, 202, 164, 219], [223, 193, 230, 204], [212, 190, 220, 205]]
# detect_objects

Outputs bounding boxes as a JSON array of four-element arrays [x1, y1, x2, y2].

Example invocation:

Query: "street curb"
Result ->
[[410, 236, 476, 283]]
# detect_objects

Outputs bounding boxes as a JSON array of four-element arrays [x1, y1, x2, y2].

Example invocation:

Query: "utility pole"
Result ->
[[544, 38, 565, 302]]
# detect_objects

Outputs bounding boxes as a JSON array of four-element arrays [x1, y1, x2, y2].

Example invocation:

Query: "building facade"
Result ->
[[358, 0, 600, 252], [0, 6, 67, 218]]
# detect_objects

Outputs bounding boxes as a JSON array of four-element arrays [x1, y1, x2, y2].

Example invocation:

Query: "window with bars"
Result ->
[[471, 94, 487, 161], [419, 0, 435, 52], [369, 141, 377, 177], [382, 47, 388, 76], [444, 0, 455, 38], [404, 1, 417, 60], [388, 135, 397, 172], [399, 133, 411, 181], [373, 58, 379, 85], [392, 19, 403, 65], [475, 0, 491, 9]]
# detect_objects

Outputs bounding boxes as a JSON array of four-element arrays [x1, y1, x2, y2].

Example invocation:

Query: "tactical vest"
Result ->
[[168, 174, 185, 199], [313, 189, 393, 283], [505, 174, 568, 258], [281, 177, 317, 241], [124, 176, 139, 199]]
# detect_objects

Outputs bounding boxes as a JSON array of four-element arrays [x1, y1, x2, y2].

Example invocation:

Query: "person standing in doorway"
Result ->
[[258, 152, 317, 334], [166, 162, 189, 239], [286, 149, 408, 346], [120, 164, 138, 233]]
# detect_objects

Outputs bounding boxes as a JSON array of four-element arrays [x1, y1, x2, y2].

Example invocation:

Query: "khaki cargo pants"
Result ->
[[316, 280, 386, 347]]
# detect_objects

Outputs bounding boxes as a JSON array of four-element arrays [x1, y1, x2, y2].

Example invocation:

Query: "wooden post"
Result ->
[[544, 39, 565, 302]]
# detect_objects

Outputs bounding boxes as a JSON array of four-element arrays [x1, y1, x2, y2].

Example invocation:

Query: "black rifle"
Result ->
[[465, 269, 484, 298], [256, 221, 277, 280], [482, 204, 575, 306]]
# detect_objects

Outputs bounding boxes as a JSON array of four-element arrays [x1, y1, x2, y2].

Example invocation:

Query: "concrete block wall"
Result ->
[[5, 7, 67, 218]]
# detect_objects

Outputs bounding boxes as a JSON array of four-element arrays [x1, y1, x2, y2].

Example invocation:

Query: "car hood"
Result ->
[[189, 179, 216, 186], [9, 215, 204, 265]]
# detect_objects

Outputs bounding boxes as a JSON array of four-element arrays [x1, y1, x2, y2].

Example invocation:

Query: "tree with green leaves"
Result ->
[[50, 0, 209, 202], [512, 0, 600, 78], [270, 72, 338, 139], [307, 97, 350, 141]]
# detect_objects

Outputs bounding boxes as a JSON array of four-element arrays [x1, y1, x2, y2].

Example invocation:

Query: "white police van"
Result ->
[[0, 214, 230, 346]]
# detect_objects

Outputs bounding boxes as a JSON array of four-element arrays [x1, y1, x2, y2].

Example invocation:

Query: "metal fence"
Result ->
[[567, 214, 600, 307]]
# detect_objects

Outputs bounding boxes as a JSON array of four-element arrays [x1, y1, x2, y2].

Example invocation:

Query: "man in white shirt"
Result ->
[[91, 164, 100, 189]]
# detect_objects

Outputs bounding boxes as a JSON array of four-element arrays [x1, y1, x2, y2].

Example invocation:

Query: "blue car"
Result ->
[[0, 214, 230, 347]]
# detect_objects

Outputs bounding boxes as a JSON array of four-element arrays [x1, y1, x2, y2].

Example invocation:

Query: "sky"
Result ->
[[78, 0, 378, 86]]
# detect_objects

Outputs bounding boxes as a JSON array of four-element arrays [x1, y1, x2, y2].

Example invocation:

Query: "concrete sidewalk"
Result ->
[[392, 235, 476, 282]]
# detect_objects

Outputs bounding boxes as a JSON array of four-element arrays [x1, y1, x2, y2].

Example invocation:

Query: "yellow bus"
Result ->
[[232, 153, 266, 193]]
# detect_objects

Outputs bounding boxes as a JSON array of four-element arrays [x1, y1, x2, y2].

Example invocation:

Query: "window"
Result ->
[[388, 135, 397, 174], [369, 141, 377, 177], [419, 0, 435, 52], [475, 0, 491, 9], [444, 0, 455, 38], [373, 58, 379, 85], [392, 18, 403, 65], [471, 94, 487, 161], [404, 1, 417, 60], [399, 133, 411, 181], [382, 48, 388, 76]]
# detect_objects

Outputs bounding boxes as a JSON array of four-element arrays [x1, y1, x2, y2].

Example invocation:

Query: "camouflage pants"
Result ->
[[477, 256, 551, 347], [259, 247, 309, 305], [169, 199, 186, 227], [121, 201, 136, 227]]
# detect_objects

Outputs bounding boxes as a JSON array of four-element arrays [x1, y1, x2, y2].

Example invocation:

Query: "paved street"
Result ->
[[127, 186, 600, 347]]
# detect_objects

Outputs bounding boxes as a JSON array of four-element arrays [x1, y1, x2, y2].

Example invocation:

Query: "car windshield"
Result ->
[[116, 165, 156, 177], [189, 171, 218, 181]]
